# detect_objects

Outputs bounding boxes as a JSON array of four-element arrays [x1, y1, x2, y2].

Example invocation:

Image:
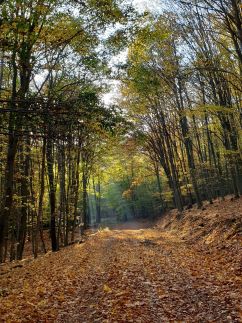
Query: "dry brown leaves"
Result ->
[[0, 197, 241, 322]]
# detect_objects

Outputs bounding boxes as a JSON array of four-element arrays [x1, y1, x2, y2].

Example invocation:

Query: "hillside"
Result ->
[[158, 196, 242, 249]]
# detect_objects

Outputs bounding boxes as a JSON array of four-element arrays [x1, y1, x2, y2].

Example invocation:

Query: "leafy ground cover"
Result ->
[[0, 197, 241, 322]]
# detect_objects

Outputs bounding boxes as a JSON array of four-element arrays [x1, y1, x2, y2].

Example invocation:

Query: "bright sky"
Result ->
[[132, 0, 163, 12]]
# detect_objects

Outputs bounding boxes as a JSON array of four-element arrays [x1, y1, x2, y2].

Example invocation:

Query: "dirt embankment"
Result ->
[[157, 196, 242, 246]]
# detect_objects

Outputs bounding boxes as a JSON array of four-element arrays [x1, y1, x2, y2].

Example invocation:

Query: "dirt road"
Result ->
[[0, 223, 241, 322]]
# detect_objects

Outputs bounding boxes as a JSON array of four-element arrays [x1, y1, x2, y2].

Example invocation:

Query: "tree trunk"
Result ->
[[46, 136, 58, 252]]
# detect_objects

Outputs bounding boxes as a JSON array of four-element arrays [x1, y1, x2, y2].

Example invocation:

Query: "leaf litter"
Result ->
[[0, 196, 241, 322]]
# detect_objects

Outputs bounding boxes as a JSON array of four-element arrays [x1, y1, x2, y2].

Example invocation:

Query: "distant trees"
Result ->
[[93, 139, 162, 222]]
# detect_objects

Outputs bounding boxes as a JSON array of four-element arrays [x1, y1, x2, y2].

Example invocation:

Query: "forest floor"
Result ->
[[0, 197, 241, 322]]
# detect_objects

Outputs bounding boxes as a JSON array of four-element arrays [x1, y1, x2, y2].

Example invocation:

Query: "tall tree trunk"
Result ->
[[37, 138, 47, 253], [82, 168, 89, 229], [16, 135, 30, 260], [71, 148, 81, 241], [46, 136, 58, 252], [0, 47, 18, 263]]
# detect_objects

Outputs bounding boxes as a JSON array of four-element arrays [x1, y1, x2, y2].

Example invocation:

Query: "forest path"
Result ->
[[0, 222, 241, 322]]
